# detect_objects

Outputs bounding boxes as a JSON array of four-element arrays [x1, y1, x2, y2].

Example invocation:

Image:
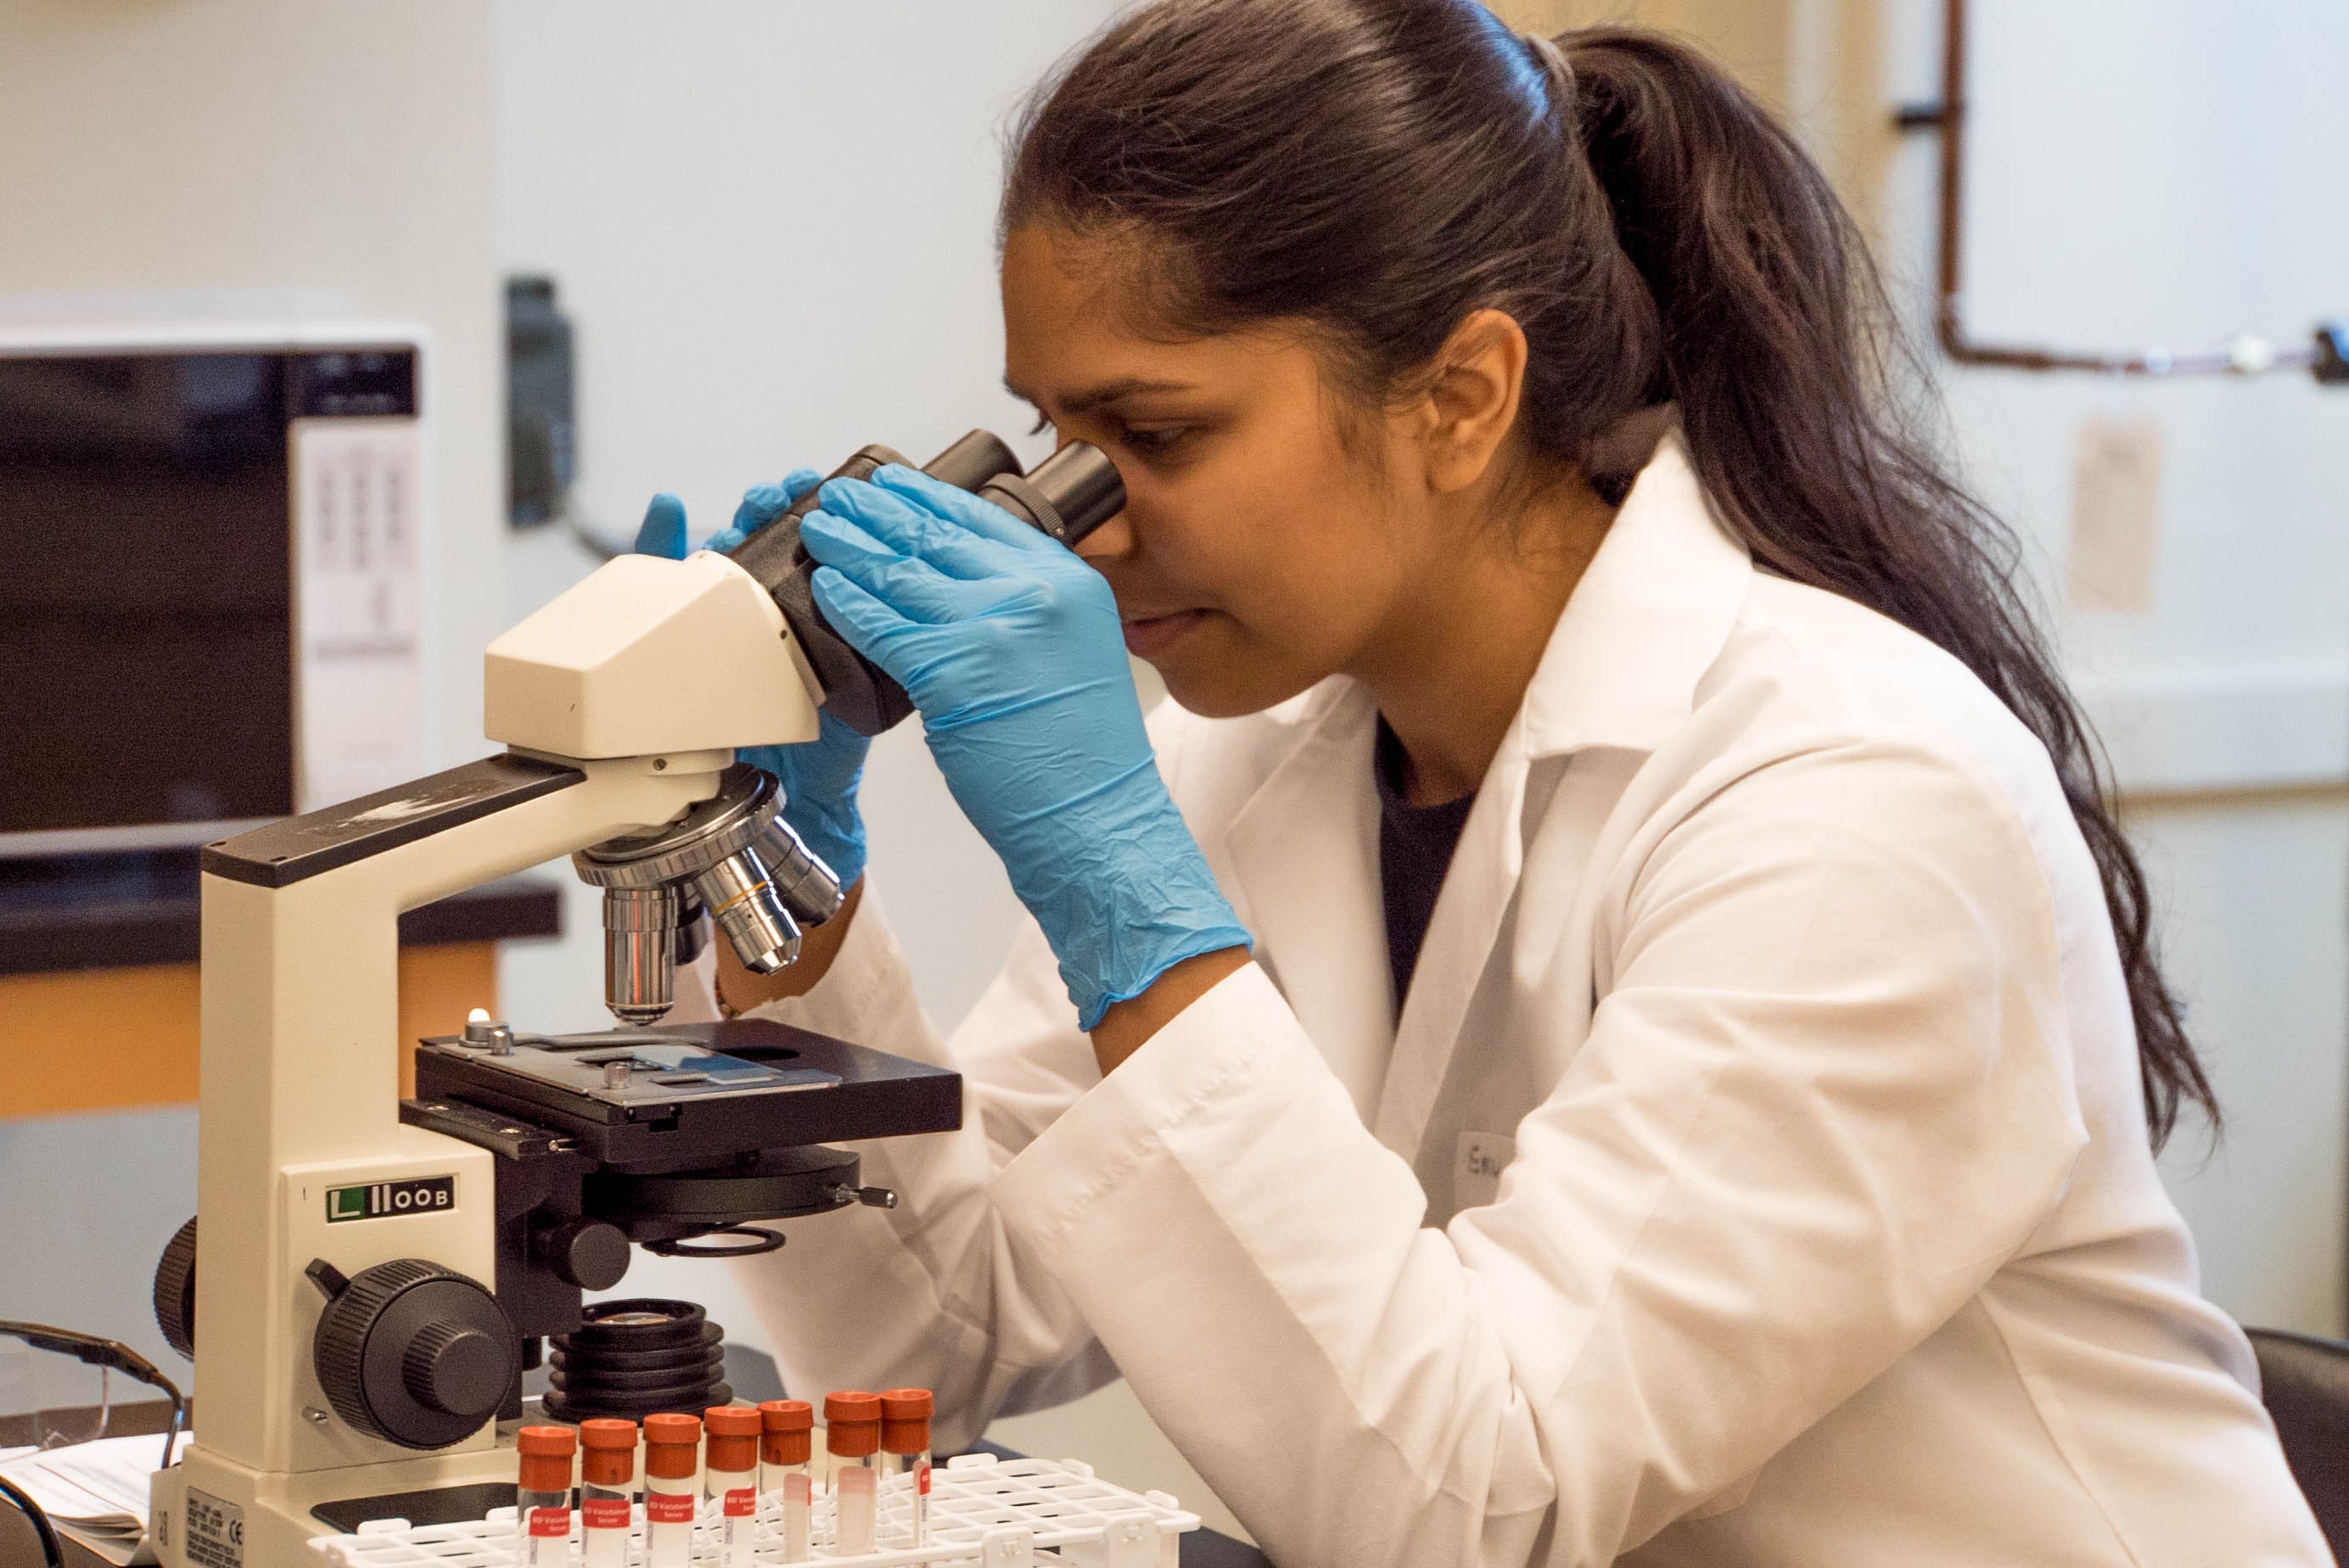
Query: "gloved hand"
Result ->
[[634, 476, 871, 889], [800, 465, 1251, 1029]]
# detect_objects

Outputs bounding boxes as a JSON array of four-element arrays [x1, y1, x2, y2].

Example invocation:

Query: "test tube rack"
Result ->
[[305, 1453, 1202, 1567]]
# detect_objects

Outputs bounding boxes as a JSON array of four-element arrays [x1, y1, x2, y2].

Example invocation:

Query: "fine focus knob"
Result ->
[[402, 1321, 511, 1416], [152, 1216, 199, 1359], [311, 1257, 519, 1449]]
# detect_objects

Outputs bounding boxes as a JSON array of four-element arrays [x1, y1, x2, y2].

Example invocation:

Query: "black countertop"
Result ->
[[0, 848, 563, 977]]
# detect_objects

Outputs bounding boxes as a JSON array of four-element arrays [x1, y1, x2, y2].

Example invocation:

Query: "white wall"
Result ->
[[0, 0, 500, 1374], [1876, 0, 2349, 1330]]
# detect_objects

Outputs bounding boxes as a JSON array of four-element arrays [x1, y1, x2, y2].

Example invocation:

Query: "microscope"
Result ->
[[146, 431, 1122, 1565]]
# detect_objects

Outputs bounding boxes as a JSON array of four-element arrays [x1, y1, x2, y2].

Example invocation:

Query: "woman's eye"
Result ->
[[1028, 411, 1054, 437], [1121, 426, 1190, 456]]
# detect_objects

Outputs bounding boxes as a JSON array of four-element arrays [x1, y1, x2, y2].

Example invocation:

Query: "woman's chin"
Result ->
[[1152, 652, 1321, 720]]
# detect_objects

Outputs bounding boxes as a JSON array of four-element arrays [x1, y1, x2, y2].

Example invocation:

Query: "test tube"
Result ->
[[516, 1425, 575, 1565], [578, 1418, 638, 1568], [878, 1389, 935, 1548], [824, 1392, 883, 1555], [704, 1405, 761, 1568], [642, 1412, 703, 1568], [759, 1398, 815, 1562]]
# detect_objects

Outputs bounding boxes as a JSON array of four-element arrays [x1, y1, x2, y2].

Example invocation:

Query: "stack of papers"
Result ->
[[0, 1431, 192, 1565]]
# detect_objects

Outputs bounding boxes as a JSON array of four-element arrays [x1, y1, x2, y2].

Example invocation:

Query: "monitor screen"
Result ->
[[0, 352, 295, 841]]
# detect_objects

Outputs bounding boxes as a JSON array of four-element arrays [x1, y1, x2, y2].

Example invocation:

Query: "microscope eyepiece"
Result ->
[[976, 442, 1125, 549], [724, 428, 1126, 736]]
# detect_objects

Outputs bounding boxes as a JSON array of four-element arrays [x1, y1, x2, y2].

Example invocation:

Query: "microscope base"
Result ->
[[154, 1441, 519, 1568]]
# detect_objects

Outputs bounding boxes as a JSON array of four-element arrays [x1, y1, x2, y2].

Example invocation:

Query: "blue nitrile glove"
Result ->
[[634, 477, 870, 888], [799, 465, 1251, 1029]]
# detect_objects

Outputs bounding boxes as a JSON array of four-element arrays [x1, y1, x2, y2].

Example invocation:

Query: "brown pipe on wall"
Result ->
[[1909, 0, 2339, 381]]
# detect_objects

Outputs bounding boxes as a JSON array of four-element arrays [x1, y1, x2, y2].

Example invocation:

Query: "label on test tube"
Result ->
[[581, 1495, 631, 1568], [581, 1497, 631, 1532], [647, 1490, 696, 1526], [520, 1504, 572, 1568]]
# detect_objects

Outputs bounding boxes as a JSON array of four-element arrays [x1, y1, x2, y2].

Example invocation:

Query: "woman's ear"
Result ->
[[1416, 308, 1529, 494]]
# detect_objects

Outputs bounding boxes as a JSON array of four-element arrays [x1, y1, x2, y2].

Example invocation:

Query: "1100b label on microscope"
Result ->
[[325, 1175, 454, 1222]]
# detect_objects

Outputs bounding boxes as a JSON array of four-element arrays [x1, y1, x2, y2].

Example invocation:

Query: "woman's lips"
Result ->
[[1121, 608, 1209, 658]]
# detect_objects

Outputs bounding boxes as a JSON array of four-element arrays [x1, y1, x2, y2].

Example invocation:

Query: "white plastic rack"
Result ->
[[307, 1453, 1201, 1567]]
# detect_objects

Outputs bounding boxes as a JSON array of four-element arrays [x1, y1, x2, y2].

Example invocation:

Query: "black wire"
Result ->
[[0, 1475, 64, 1568]]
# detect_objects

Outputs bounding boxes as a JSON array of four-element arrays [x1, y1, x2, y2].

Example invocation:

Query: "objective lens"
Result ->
[[603, 886, 678, 1025], [692, 849, 803, 977], [754, 816, 844, 927]]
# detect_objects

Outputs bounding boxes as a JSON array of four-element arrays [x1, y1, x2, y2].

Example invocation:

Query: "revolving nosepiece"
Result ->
[[573, 764, 844, 1024]]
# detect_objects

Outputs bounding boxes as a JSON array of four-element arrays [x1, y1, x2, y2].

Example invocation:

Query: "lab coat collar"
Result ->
[[1225, 433, 1753, 1161], [1516, 431, 1752, 759]]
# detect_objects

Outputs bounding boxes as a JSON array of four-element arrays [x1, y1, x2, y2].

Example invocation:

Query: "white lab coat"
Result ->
[[732, 436, 2330, 1566]]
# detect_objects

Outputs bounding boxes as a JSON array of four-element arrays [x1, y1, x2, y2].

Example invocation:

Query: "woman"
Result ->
[[642, 3, 2328, 1561]]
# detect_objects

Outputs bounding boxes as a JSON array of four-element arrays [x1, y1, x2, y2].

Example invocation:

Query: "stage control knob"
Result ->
[[533, 1217, 631, 1291], [309, 1257, 518, 1449]]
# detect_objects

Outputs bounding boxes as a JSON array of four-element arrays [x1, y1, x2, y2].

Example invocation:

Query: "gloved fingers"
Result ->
[[709, 466, 825, 553], [870, 464, 1058, 555], [731, 467, 826, 536], [633, 493, 690, 560], [810, 565, 922, 669], [802, 509, 994, 625], [818, 473, 1032, 582]]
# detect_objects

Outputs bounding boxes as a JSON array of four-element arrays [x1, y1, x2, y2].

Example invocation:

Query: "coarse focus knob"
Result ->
[[402, 1321, 512, 1416], [152, 1217, 198, 1359], [311, 1257, 519, 1449]]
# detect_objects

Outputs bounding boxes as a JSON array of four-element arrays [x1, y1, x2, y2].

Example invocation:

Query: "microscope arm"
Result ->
[[193, 751, 738, 1477]]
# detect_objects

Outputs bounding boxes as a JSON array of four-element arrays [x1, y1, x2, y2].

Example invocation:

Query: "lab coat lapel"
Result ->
[[1368, 434, 1754, 1170], [1223, 683, 1396, 1123], [1370, 718, 1533, 1161]]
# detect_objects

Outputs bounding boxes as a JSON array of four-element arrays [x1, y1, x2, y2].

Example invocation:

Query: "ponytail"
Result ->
[[1558, 31, 2212, 1146], [1006, 1, 2217, 1147]]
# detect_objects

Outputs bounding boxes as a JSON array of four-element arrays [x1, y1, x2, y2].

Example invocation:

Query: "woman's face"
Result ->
[[999, 222, 1455, 718]]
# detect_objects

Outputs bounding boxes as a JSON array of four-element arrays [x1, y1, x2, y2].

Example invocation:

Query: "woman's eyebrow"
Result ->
[[1001, 372, 1198, 414]]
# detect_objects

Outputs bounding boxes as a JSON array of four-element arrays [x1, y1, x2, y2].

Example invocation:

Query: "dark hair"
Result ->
[[1003, 0, 2215, 1148]]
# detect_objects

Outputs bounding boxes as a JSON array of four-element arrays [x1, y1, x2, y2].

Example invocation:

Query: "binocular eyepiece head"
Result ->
[[722, 428, 1126, 736]]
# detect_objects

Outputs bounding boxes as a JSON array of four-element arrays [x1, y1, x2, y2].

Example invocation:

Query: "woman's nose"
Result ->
[[1074, 507, 1135, 562]]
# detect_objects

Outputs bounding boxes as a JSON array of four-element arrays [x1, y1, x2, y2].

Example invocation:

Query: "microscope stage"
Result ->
[[409, 1018, 961, 1173]]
